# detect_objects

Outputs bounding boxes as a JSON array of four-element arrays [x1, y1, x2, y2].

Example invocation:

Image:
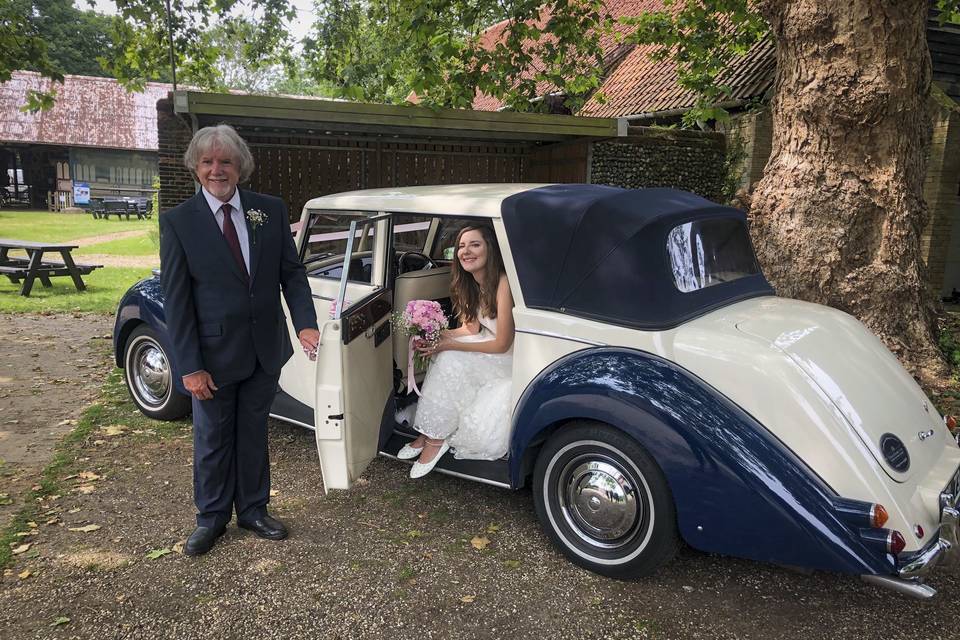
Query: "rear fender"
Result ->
[[113, 276, 187, 395], [510, 347, 894, 575]]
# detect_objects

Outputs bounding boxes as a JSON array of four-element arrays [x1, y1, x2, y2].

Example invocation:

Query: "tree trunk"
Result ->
[[751, 0, 947, 381]]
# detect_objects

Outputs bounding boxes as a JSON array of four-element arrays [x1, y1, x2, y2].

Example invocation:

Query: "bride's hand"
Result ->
[[417, 336, 452, 357]]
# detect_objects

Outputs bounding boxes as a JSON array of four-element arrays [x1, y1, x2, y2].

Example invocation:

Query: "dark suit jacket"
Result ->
[[159, 189, 318, 386]]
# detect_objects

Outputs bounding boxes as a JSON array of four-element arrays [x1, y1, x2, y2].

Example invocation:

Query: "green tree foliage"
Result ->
[[1, 0, 63, 111], [304, 0, 613, 112], [102, 0, 296, 92], [30, 0, 115, 78]]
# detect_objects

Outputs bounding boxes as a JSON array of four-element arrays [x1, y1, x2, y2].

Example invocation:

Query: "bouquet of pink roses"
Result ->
[[392, 299, 449, 395]]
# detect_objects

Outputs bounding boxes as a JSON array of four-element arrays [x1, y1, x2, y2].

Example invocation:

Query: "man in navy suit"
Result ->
[[160, 124, 319, 556]]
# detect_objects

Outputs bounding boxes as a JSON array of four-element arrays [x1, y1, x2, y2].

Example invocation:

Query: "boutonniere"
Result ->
[[246, 208, 268, 243]]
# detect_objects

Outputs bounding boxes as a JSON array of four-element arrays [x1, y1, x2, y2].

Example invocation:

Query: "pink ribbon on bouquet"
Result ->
[[407, 336, 423, 397]]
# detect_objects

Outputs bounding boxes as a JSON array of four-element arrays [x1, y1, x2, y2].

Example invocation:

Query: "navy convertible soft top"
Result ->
[[500, 184, 775, 330]]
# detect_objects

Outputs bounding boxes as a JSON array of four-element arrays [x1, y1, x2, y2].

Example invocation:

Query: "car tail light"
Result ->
[[888, 530, 907, 555], [946, 415, 957, 434], [870, 504, 889, 528]]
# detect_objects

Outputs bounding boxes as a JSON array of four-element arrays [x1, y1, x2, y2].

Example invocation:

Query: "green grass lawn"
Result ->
[[77, 232, 160, 257], [0, 210, 155, 242], [0, 267, 155, 313]]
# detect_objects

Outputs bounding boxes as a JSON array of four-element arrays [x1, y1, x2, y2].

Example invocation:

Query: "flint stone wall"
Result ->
[[590, 127, 727, 202]]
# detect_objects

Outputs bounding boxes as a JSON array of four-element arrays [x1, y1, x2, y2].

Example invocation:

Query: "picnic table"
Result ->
[[0, 238, 102, 297]]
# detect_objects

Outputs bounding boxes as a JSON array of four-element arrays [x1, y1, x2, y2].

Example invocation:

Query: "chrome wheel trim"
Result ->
[[128, 336, 171, 408], [561, 457, 640, 547], [542, 440, 655, 565]]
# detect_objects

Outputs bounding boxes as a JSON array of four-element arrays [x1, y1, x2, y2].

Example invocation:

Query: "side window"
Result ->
[[392, 214, 433, 253], [431, 219, 468, 260], [302, 210, 378, 284]]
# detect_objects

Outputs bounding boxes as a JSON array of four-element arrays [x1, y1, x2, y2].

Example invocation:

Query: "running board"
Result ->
[[269, 389, 315, 430], [380, 431, 512, 489]]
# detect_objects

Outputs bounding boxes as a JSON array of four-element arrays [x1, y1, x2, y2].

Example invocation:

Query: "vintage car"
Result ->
[[114, 184, 960, 598]]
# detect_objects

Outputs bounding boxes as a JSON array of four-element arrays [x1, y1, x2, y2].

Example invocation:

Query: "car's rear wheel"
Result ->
[[123, 325, 191, 420], [533, 421, 679, 577]]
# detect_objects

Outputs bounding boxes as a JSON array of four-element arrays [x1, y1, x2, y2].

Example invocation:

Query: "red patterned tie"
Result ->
[[220, 203, 248, 282]]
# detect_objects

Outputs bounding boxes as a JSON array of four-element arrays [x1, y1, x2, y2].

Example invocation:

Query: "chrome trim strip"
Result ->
[[378, 451, 511, 489], [269, 413, 315, 431], [515, 328, 606, 347], [861, 575, 937, 599]]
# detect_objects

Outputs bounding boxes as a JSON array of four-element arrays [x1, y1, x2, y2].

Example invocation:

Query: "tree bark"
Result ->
[[751, 0, 947, 381]]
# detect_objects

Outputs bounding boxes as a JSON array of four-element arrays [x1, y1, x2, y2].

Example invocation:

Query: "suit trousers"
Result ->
[[191, 362, 279, 528]]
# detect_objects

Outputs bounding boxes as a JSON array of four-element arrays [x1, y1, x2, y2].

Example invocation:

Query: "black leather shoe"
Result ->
[[184, 525, 226, 556], [237, 514, 288, 540]]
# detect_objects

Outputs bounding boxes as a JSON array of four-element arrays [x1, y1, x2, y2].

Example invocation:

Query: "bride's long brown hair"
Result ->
[[450, 224, 505, 324]]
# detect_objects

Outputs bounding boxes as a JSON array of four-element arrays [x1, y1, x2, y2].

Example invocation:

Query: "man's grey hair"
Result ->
[[183, 124, 256, 182]]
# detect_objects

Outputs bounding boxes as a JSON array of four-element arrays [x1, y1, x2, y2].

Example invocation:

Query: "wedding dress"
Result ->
[[410, 314, 513, 460]]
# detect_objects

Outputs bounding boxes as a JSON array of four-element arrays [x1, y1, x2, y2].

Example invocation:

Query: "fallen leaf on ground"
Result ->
[[78, 472, 100, 481], [406, 530, 423, 539], [470, 536, 490, 550], [100, 425, 126, 436], [461, 595, 476, 603], [18, 570, 31, 579], [172, 541, 185, 554], [145, 548, 172, 560], [50, 617, 70, 627], [67, 508, 81, 514], [503, 559, 521, 569], [76, 485, 96, 495], [269, 489, 279, 497], [27, 521, 37, 528], [68, 524, 101, 533], [11, 543, 32, 555], [46, 517, 60, 525], [486, 523, 501, 534]]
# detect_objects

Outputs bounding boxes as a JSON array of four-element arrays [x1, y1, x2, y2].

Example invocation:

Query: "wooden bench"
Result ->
[[0, 239, 102, 296]]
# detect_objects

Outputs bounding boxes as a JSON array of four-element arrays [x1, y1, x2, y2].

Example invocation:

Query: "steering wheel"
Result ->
[[396, 251, 438, 274]]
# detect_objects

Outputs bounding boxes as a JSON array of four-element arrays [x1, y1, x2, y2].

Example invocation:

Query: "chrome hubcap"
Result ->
[[131, 338, 170, 407], [560, 456, 640, 548]]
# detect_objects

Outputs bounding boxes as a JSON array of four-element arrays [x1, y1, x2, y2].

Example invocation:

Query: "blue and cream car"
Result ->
[[114, 184, 960, 597]]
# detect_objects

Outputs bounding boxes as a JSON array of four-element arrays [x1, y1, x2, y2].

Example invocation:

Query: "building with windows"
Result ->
[[0, 71, 169, 209]]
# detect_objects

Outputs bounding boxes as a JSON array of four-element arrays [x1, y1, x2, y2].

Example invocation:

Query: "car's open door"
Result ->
[[313, 215, 394, 492]]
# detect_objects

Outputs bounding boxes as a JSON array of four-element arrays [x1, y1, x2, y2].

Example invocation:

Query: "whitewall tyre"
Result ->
[[532, 421, 679, 577], [123, 324, 191, 421]]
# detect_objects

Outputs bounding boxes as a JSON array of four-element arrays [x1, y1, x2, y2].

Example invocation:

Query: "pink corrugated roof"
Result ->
[[472, 0, 774, 117], [0, 71, 171, 151]]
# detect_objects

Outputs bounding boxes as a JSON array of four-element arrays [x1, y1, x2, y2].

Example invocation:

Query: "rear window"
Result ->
[[667, 219, 761, 293]]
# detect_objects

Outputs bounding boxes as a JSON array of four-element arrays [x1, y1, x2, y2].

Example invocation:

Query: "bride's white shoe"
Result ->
[[396, 441, 424, 460], [409, 442, 450, 478]]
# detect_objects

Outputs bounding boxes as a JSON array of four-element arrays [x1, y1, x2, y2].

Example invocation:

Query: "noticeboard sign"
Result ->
[[74, 182, 90, 205]]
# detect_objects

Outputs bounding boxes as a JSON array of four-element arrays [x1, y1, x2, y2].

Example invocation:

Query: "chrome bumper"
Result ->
[[898, 468, 960, 580]]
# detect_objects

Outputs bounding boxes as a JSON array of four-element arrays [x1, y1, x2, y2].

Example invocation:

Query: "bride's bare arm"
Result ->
[[444, 319, 480, 338]]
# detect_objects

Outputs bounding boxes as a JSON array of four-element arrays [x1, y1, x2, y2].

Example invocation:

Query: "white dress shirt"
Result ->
[[202, 187, 251, 273]]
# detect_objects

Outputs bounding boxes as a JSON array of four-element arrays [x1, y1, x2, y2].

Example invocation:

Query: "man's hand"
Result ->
[[299, 328, 321, 361], [183, 370, 218, 400]]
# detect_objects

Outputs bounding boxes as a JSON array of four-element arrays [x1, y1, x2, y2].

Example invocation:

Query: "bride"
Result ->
[[398, 224, 515, 478]]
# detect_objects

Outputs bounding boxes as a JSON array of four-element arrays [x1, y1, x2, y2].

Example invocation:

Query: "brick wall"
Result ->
[[156, 97, 195, 212], [922, 106, 960, 296], [726, 109, 772, 193], [589, 126, 727, 201]]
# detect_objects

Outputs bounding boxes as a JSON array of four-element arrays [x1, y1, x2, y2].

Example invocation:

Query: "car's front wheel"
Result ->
[[123, 325, 191, 420], [533, 421, 679, 577]]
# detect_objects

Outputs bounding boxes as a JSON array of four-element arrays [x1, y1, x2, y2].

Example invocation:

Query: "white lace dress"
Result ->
[[410, 315, 513, 460]]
